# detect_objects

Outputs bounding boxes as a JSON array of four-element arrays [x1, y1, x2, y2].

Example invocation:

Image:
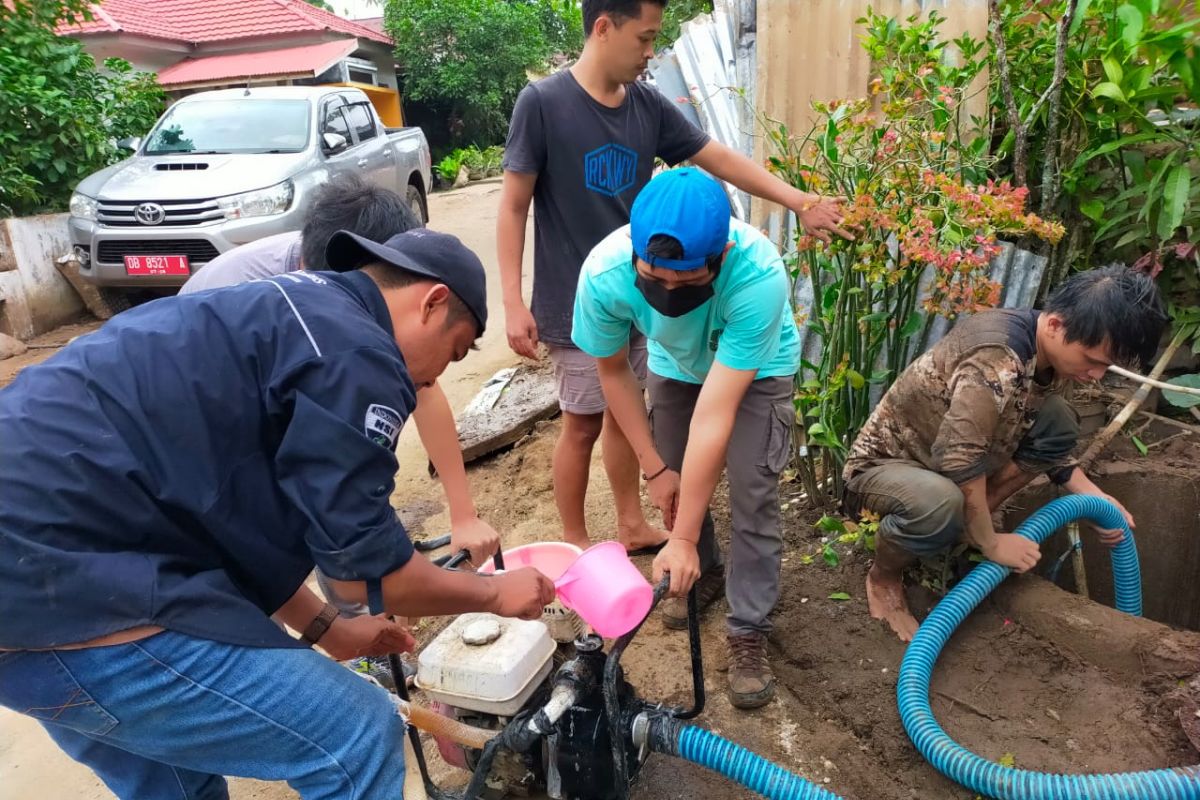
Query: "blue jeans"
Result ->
[[0, 630, 407, 799]]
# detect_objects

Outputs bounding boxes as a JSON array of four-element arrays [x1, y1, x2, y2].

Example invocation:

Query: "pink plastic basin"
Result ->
[[476, 541, 583, 580]]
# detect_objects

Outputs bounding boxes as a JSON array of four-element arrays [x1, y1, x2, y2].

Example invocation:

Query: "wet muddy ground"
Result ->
[[424, 417, 1200, 800]]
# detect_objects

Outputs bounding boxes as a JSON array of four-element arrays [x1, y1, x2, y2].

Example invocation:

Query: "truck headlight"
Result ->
[[216, 180, 294, 220], [69, 193, 99, 221]]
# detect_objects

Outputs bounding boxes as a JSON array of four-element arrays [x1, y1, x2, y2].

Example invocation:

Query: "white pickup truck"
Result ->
[[68, 85, 432, 290]]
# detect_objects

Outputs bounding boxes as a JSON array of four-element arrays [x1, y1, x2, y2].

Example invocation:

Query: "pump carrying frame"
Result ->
[[604, 578, 705, 800], [368, 538, 506, 800]]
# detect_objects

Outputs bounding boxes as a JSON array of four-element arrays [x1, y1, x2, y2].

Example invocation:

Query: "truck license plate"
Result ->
[[124, 255, 190, 276]]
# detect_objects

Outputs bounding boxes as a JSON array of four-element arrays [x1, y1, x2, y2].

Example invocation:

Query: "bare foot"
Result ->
[[563, 533, 592, 551], [866, 564, 919, 642], [617, 520, 669, 553]]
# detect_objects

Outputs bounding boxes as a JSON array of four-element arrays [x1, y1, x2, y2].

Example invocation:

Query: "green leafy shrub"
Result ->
[[765, 11, 1063, 506], [0, 1, 165, 216], [386, 0, 552, 146], [435, 149, 468, 184], [990, 0, 1200, 283]]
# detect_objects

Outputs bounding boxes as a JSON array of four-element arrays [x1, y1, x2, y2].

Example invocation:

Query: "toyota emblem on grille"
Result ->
[[134, 203, 166, 225]]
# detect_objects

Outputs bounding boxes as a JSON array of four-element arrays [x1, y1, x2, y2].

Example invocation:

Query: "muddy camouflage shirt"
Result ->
[[844, 309, 1074, 486]]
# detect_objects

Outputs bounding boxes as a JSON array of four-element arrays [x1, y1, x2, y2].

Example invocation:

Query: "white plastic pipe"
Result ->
[[1107, 363, 1200, 396]]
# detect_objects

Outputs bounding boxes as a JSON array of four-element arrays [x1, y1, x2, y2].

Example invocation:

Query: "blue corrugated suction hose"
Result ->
[[898, 494, 1200, 798], [677, 725, 845, 800]]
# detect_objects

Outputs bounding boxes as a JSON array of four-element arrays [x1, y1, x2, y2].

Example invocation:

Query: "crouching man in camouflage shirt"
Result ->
[[843, 266, 1166, 641]]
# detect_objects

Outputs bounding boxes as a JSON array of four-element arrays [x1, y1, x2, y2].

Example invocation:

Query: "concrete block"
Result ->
[[0, 214, 85, 340], [452, 165, 470, 189], [456, 366, 559, 464], [0, 273, 32, 340], [0, 220, 15, 272], [55, 255, 125, 320]]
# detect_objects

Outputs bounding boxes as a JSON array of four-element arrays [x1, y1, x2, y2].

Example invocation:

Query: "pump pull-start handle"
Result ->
[[413, 534, 451, 552], [436, 549, 472, 569]]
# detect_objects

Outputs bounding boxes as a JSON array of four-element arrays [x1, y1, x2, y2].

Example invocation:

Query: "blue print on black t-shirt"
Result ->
[[584, 143, 638, 197]]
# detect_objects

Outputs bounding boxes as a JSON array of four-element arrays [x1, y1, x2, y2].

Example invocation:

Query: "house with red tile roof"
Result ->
[[59, 0, 404, 125]]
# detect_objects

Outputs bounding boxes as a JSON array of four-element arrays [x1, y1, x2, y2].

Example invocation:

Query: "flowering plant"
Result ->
[[766, 10, 1064, 505]]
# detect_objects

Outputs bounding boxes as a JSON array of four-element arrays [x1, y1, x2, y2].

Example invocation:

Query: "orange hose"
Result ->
[[400, 700, 498, 750]]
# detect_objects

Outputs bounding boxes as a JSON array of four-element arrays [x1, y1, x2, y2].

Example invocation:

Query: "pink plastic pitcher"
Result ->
[[552, 541, 653, 638]]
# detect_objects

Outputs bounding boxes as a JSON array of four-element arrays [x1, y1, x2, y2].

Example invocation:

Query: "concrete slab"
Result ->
[[0, 214, 85, 339], [456, 365, 559, 464], [55, 255, 126, 320]]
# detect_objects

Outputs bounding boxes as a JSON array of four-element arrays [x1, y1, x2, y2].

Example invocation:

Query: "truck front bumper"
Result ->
[[71, 209, 305, 289]]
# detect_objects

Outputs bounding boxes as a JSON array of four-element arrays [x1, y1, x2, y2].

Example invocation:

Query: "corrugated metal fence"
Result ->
[[648, 0, 758, 218], [751, 0, 989, 234], [652, 0, 991, 237]]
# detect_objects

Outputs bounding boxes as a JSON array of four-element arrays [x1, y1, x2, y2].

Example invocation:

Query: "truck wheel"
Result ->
[[407, 184, 427, 226], [96, 287, 132, 318]]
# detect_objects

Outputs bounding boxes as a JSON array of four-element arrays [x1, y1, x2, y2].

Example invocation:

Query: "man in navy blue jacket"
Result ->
[[0, 228, 554, 799]]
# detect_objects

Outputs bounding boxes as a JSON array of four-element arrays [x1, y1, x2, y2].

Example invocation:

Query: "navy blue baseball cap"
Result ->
[[325, 228, 488, 334], [631, 168, 731, 271]]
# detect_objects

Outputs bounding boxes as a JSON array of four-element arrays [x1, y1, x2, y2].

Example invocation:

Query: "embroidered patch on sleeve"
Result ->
[[364, 404, 402, 449]]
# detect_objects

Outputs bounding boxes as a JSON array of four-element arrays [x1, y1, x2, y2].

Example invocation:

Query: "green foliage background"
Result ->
[[0, 1, 165, 217], [385, 0, 716, 148], [989, 0, 1200, 292], [386, 0, 579, 146]]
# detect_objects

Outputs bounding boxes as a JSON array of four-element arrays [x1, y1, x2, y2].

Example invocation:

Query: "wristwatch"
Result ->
[[300, 603, 339, 646]]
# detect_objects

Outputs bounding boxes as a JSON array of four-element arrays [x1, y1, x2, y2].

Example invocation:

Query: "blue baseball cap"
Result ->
[[325, 228, 487, 335], [631, 168, 731, 271]]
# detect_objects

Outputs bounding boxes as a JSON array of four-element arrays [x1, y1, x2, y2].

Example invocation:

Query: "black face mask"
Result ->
[[634, 260, 720, 318]]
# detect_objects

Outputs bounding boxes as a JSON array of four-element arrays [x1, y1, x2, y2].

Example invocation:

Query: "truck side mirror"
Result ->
[[322, 132, 348, 154], [117, 136, 142, 152]]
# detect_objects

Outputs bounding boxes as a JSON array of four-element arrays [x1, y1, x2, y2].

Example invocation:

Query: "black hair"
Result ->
[[361, 263, 477, 333], [300, 174, 421, 271], [1044, 264, 1167, 369], [641, 233, 723, 273], [582, 0, 667, 37]]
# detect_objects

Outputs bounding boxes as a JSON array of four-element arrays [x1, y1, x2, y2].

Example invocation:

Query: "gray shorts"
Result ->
[[547, 333, 648, 415]]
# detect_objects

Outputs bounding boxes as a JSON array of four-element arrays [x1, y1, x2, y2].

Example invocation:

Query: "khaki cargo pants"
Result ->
[[647, 372, 794, 635]]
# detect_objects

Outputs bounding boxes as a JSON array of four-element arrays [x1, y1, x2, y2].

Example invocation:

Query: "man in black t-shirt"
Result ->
[[497, 0, 852, 694]]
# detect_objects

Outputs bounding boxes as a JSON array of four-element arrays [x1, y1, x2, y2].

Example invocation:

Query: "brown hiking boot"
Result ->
[[661, 564, 725, 630], [727, 632, 775, 709]]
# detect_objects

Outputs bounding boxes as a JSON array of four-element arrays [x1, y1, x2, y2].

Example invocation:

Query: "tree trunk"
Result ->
[[989, 0, 1027, 187], [1039, 0, 1082, 218]]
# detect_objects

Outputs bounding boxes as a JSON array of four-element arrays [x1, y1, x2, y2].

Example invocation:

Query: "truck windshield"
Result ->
[[144, 99, 311, 155]]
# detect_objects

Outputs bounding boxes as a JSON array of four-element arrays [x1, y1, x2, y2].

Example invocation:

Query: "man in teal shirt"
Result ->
[[572, 168, 800, 709]]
